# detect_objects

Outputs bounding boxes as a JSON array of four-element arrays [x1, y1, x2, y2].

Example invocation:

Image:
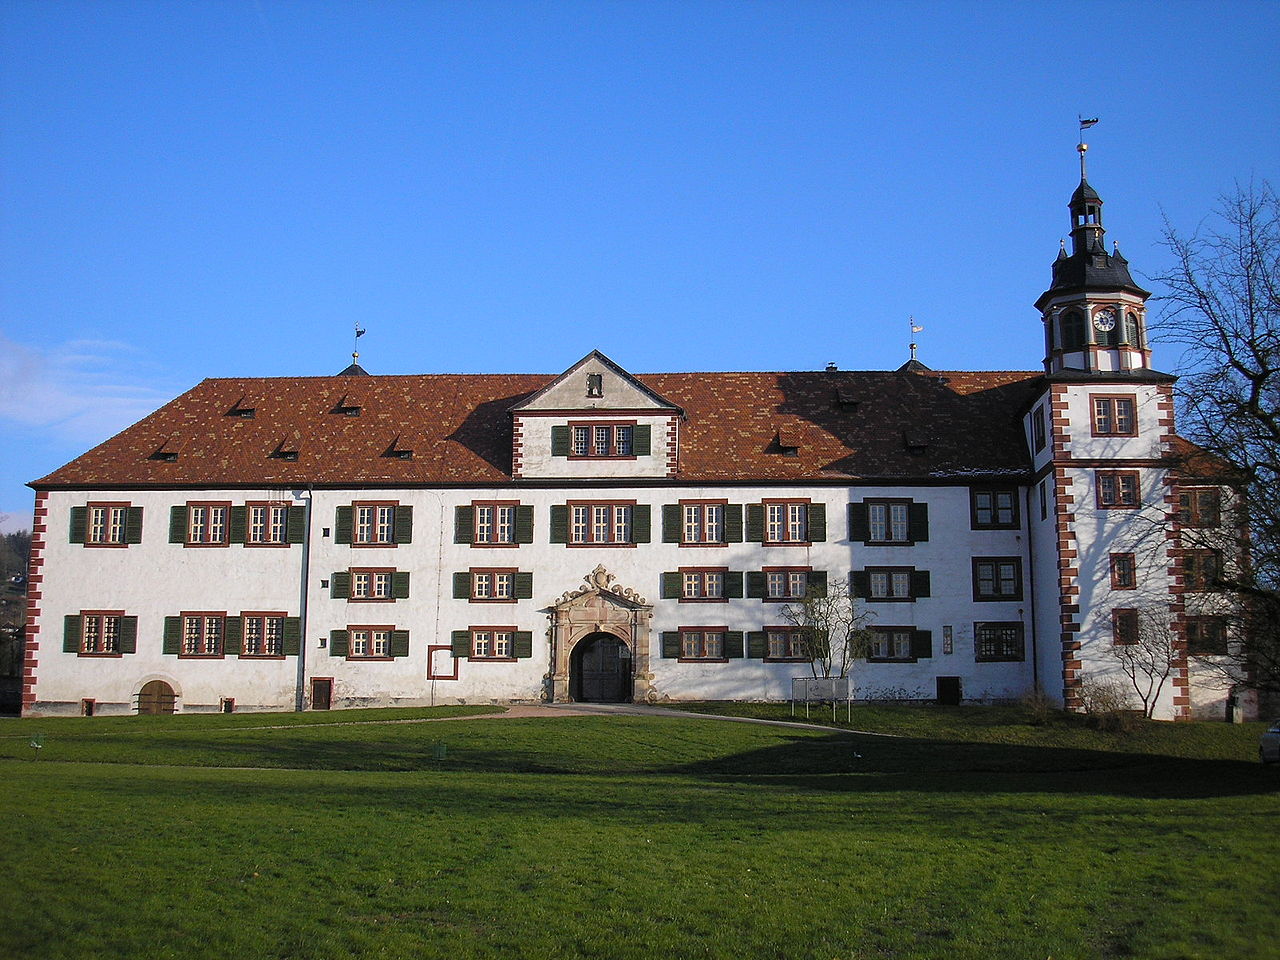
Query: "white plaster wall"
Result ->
[[1059, 383, 1166, 462], [515, 413, 675, 479], [1029, 473, 1066, 705]]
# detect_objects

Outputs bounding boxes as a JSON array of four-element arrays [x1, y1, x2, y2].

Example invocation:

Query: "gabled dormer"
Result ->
[[510, 350, 682, 479]]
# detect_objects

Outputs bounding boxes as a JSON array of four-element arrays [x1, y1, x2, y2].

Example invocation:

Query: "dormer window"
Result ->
[[570, 423, 634, 458], [586, 373, 603, 397]]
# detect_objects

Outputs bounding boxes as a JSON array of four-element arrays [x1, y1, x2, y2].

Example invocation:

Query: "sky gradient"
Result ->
[[2, 0, 1278, 531]]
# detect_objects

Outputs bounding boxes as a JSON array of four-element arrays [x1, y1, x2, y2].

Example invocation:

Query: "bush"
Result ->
[[1019, 689, 1058, 726], [1079, 675, 1138, 732]]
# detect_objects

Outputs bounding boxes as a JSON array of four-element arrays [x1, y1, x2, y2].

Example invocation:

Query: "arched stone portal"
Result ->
[[570, 632, 632, 703], [548, 566, 654, 703]]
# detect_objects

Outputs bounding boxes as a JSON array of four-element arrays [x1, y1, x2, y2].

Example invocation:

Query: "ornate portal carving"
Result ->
[[547, 565, 654, 703], [554, 564, 648, 606]]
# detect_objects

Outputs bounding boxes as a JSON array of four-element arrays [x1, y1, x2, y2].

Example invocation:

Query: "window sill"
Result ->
[[970, 524, 1020, 531], [470, 541, 520, 548], [763, 656, 811, 663], [346, 656, 395, 662], [867, 657, 919, 664], [974, 656, 1025, 663], [76, 652, 125, 658], [762, 541, 812, 548], [973, 595, 1023, 603], [350, 542, 399, 548], [184, 542, 231, 548], [348, 597, 395, 603], [865, 540, 914, 547], [677, 597, 729, 603], [468, 656, 518, 663], [177, 653, 226, 659], [238, 654, 288, 660], [244, 542, 292, 548], [760, 596, 804, 603], [677, 658, 729, 664], [865, 596, 915, 603], [469, 597, 518, 604], [83, 542, 130, 549], [678, 541, 728, 548], [566, 542, 637, 548]]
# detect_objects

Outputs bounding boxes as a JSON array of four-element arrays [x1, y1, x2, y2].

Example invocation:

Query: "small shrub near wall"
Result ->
[[1079, 674, 1139, 732]]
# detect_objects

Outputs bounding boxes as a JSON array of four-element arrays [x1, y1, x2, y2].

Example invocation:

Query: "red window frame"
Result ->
[[764, 626, 810, 662], [1183, 550, 1223, 592], [349, 567, 395, 603], [1090, 394, 1138, 437], [85, 501, 131, 548], [351, 500, 397, 547], [972, 557, 1023, 601], [469, 626, 517, 661], [1109, 553, 1137, 590], [568, 421, 637, 460], [240, 611, 287, 658], [866, 499, 911, 544], [762, 499, 810, 545], [680, 500, 727, 546], [868, 626, 914, 662], [179, 611, 226, 658], [185, 501, 231, 547], [470, 568, 518, 603], [346, 623, 395, 660], [678, 567, 728, 603], [865, 567, 915, 602], [568, 501, 635, 546], [471, 500, 520, 547], [1186, 616, 1229, 655], [1179, 488, 1221, 528], [1096, 471, 1140, 509], [970, 488, 1019, 529], [678, 626, 728, 662], [763, 566, 811, 601], [1112, 608, 1140, 645], [77, 610, 125, 657], [427, 643, 459, 680], [246, 501, 290, 547]]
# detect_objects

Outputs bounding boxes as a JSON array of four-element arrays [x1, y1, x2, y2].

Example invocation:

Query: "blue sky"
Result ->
[[2, 0, 1277, 531]]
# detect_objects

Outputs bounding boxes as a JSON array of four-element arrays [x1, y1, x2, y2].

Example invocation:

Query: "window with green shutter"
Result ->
[[851, 500, 929, 544], [392, 572, 411, 599], [855, 568, 930, 602], [76, 503, 141, 546], [330, 629, 349, 657]]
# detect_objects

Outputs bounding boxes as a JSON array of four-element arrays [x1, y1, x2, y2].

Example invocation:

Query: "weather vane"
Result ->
[[909, 317, 923, 362], [1077, 115, 1098, 179], [352, 322, 366, 363]]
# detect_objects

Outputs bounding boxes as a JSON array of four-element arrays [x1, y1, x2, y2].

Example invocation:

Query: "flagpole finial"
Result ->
[[1076, 116, 1098, 180]]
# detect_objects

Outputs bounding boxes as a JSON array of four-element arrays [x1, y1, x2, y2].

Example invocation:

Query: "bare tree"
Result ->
[[779, 580, 872, 680], [1157, 181, 1280, 698], [1109, 607, 1179, 719]]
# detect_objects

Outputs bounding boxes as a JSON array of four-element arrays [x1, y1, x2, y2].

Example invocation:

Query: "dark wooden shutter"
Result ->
[[451, 630, 471, 657], [549, 505, 569, 543], [908, 502, 929, 542], [513, 631, 533, 658], [725, 571, 744, 598], [454, 505, 474, 544], [390, 630, 410, 658], [550, 425, 570, 457], [330, 629, 349, 657], [283, 618, 302, 656], [746, 504, 765, 542], [661, 631, 681, 658], [746, 571, 766, 598], [808, 570, 828, 598], [631, 505, 650, 543], [169, 505, 187, 543], [662, 504, 681, 542], [453, 572, 471, 599], [515, 505, 534, 543], [69, 506, 87, 544], [119, 617, 138, 654], [747, 631, 768, 659], [63, 614, 82, 653], [229, 506, 247, 544], [394, 506, 413, 544], [848, 502, 869, 542], [335, 506, 353, 544], [286, 506, 306, 543], [163, 617, 182, 655], [723, 631, 744, 659], [514, 572, 533, 599], [722, 504, 743, 542], [331, 572, 351, 599], [911, 570, 931, 599], [224, 617, 243, 655], [661, 571, 682, 599], [125, 506, 144, 544], [911, 629, 933, 659], [807, 503, 826, 542], [850, 570, 871, 599], [392, 572, 411, 599], [632, 424, 651, 456]]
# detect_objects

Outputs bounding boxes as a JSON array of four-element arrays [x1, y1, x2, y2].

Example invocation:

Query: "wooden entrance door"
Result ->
[[571, 634, 631, 702], [137, 680, 176, 715], [936, 677, 961, 706], [311, 678, 332, 710]]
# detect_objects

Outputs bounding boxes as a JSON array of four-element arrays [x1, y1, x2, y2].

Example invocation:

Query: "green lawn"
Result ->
[[1, 705, 1276, 960]]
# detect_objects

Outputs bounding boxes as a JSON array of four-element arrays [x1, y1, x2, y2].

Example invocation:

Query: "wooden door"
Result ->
[[936, 677, 961, 706], [574, 635, 630, 703], [137, 680, 176, 715], [311, 678, 332, 710]]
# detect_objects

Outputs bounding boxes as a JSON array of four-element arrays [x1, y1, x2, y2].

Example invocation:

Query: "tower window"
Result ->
[[1060, 311, 1086, 351], [1124, 312, 1142, 347], [586, 373, 603, 397]]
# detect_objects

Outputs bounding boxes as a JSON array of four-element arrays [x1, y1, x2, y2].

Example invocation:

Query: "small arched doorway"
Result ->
[[136, 680, 177, 715], [570, 632, 632, 703]]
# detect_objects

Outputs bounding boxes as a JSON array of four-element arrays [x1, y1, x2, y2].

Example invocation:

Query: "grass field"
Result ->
[[1, 704, 1276, 960]]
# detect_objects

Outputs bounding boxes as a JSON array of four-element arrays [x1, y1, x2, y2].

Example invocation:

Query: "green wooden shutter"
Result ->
[[514, 572, 533, 599], [69, 506, 87, 544], [631, 505, 650, 543], [746, 571, 766, 598], [229, 506, 247, 544], [911, 570, 931, 599], [514, 505, 534, 543], [454, 506, 474, 544], [453, 572, 471, 599], [394, 506, 413, 544], [286, 506, 306, 543], [911, 629, 933, 659], [390, 630, 410, 658], [550, 425, 570, 457], [724, 504, 744, 542], [908, 502, 929, 543], [723, 631, 744, 659], [849, 502, 869, 542], [662, 504, 681, 542], [330, 629, 349, 657], [119, 617, 138, 654], [807, 503, 826, 542], [661, 571, 682, 599], [549, 505, 569, 543], [513, 631, 533, 659], [63, 615, 82, 653], [747, 631, 768, 659], [808, 570, 828, 598], [283, 618, 302, 656], [632, 424, 651, 456], [224, 617, 243, 655], [725, 571, 744, 598], [331, 572, 351, 599], [163, 616, 182, 655], [661, 632, 682, 659], [125, 506, 144, 544], [169, 505, 187, 543], [335, 506, 353, 544], [451, 630, 471, 657], [745, 504, 765, 542], [850, 570, 871, 599], [392, 571, 411, 599]]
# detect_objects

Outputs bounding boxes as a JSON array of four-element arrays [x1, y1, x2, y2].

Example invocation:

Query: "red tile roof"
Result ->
[[32, 369, 1046, 488]]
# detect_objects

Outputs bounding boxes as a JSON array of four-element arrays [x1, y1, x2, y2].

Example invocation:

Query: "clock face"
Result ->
[[1093, 309, 1117, 332]]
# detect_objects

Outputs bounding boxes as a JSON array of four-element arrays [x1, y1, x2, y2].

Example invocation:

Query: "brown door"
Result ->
[[571, 634, 631, 703], [137, 680, 176, 715], [311, 678, 332, 710], [936, 677, 962, 706]]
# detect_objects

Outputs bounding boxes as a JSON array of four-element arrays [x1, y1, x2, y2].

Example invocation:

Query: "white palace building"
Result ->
[[21, 162, 1244, 718]]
